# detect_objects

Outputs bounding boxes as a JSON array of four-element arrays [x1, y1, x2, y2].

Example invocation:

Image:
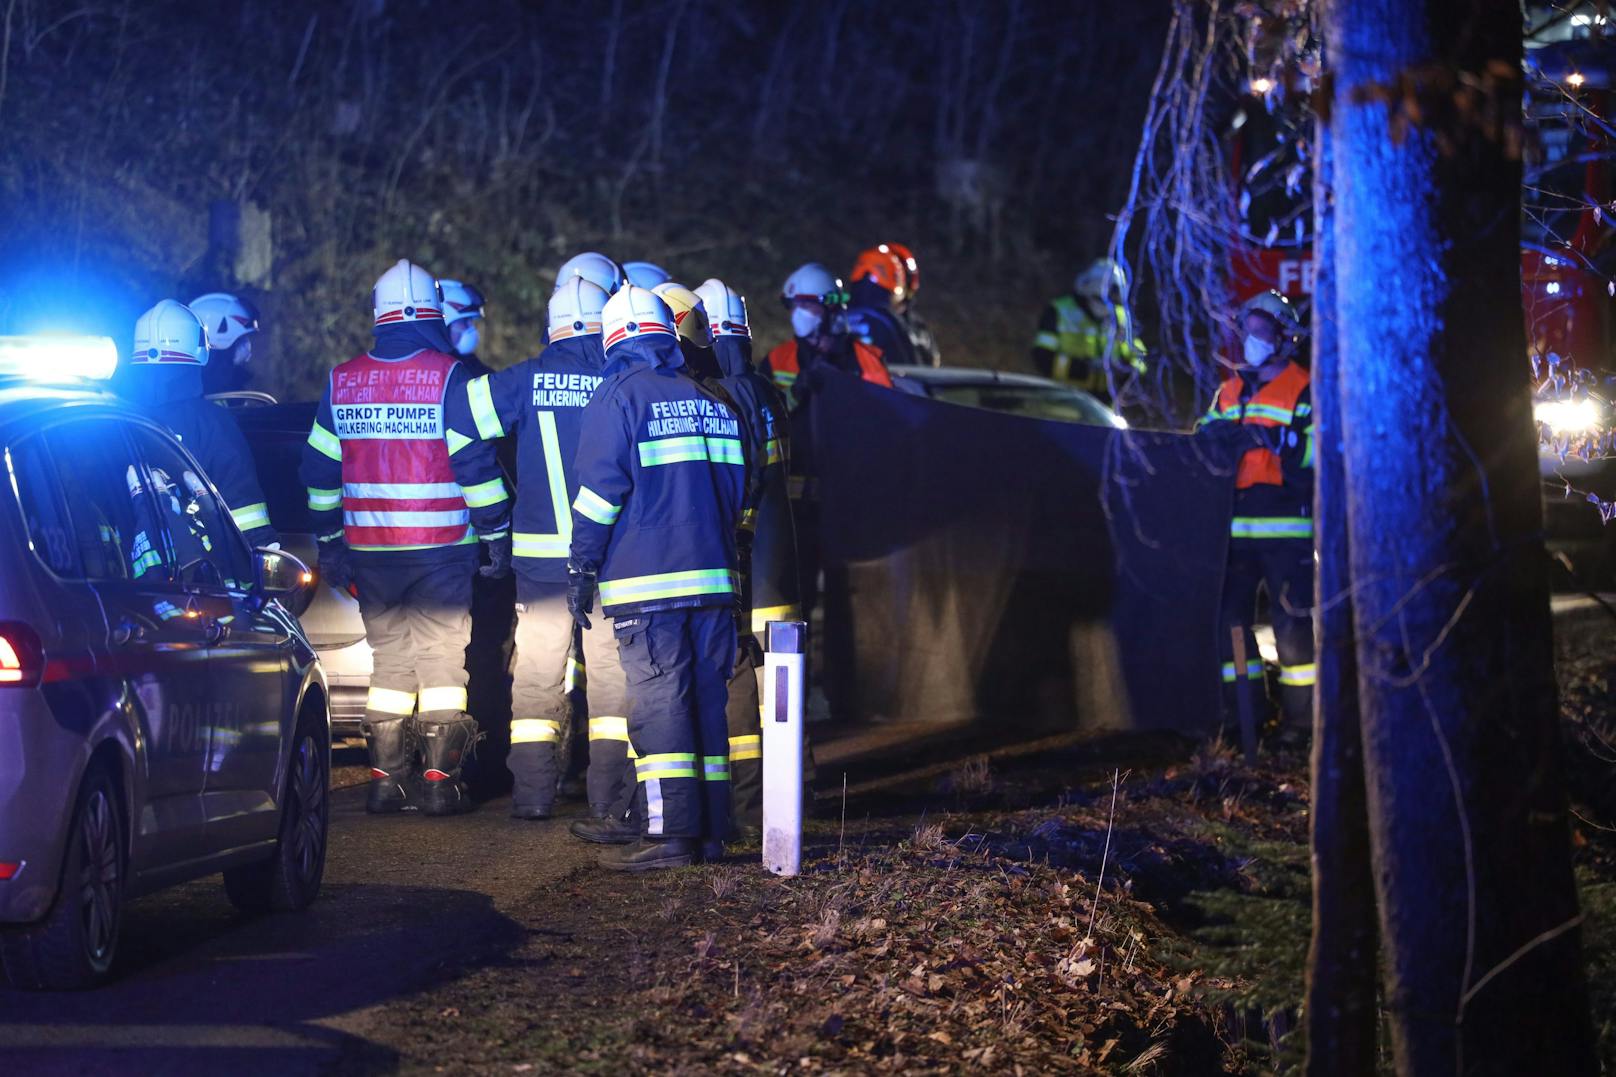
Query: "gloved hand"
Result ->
[[318, 539, 354, 594], [566, 560, 598, 630], [738, 630, 765, 669], [478, 533, 513, 579]]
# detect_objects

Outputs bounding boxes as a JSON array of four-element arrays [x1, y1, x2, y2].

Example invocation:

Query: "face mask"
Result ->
[[453, 324, 480, 356], [1243, 334, 1276, 367], [233, 336, 253, 367], [790, 307, 822, 339]]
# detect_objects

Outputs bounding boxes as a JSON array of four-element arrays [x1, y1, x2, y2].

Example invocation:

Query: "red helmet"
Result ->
[[880, 242, 919, 295], [850, 247, 908, 302]]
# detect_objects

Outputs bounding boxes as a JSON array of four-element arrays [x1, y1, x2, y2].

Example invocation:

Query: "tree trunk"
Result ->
[[1327, 0, 1596, 1073], [1304, 104, 1380, 1077]]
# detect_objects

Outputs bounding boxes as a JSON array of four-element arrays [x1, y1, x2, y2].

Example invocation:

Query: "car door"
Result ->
[[42, 418, 215, 870], [124, 424, 291, 853]]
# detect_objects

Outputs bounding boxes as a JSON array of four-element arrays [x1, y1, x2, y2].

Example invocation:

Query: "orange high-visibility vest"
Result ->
[[1207, 361, 1310, 490], [764, 339, 893, 393]]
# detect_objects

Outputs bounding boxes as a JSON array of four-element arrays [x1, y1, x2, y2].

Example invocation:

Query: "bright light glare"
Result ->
[[1568, 72, 1586, 88], [1249, 77, 1274, 94], [1536, 397, 1602, 436], [1546, 281, 1562, 295], [0, 336, 118, 381]]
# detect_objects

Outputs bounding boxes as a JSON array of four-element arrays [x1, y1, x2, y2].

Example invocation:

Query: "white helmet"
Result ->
[[601, 285, 678, 351], [1241, 290, 1302, 335], [373, 259, 444, 326], [695, 278, 749, 338], [132, 299, 208, 366], [1074, 258, 1126, 301], [438, 280, 486, 325], [556, 252, 623, 295], [547, 276, 609, 341], [781, 262, 846, 307], [623, 261, 672, 290], [651, 282, 712, 347], [188, 292, 258, 351]]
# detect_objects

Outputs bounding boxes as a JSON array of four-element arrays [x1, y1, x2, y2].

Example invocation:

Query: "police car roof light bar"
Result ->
[[0, 336, 119, 382]]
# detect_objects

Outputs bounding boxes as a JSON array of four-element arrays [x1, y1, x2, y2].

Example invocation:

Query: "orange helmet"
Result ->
[[850, 247, 908, 302], [880, 242, 919, 295]]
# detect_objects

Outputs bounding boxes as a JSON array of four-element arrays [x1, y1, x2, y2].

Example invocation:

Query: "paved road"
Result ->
[[0, 766, 601, 1077]]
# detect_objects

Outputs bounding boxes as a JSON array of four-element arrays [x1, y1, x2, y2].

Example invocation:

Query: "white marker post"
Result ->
[[761, 619, 807, 876]]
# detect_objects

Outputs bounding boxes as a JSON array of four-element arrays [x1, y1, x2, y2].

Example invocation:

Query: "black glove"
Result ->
[[478, 533, 513, 579], [318, 539, 354, 593], [738, 630, 765, 669], [566, 560, 598, 630], [734, 529, 754, 617]]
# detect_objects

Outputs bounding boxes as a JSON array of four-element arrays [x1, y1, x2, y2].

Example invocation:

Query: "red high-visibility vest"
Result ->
[[330, 350, 471, 550], [1211, 361, 1310, 490], [765, 339, 893, 391]]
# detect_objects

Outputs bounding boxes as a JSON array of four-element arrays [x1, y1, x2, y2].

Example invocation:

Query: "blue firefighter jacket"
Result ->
[[115, 363, 280, 548], [444, 335, 607, 582], [712, 336, 800, 631], [569, 334, 747, 617]]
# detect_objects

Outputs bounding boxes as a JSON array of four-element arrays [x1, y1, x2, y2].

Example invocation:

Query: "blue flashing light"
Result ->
[[0, 335, 119, 381]]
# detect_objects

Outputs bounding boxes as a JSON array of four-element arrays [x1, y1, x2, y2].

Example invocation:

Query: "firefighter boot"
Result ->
[[363, 717, 417, 814], [418, 716, 479, 816], [597, 837, 697, 873], [569, 810, 639, 845]]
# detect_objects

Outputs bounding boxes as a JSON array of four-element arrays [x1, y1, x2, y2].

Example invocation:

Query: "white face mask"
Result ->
[[233, 335, 253, 367], [790, 307, 823, 339], [453, 324, 480, 356], [1243, 334, 1277, 367]]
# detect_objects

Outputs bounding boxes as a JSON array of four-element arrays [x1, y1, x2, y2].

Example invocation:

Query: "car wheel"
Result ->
[[0, 766, 124, 991], [223, 709, 328, 914]]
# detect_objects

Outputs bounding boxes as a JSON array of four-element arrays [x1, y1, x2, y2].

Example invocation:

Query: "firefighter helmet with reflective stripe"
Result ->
[[850, 247, 907, 302], [652, 282, 712, 347], [187, 292, 258, 351], [372, 259, 443, 326], [623, 261, 671, 289], [781, 262, 848, 309], [881, 242, 919, 294], [132, 299, 208, 366], [1074, 258, 1126, 301], [1241, 289, 1302, 336], [548, 276, 609, 341], [601, 284, 677, 351], [557, 252, 623, 295], [695, 278, 748, 338], [439, 279, 485, 325]]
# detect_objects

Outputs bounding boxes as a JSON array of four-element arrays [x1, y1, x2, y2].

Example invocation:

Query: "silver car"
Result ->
[[0, 339, 330, 990]]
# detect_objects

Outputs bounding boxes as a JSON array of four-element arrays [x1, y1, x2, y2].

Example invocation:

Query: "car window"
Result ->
[[929, 384, 1118, 426], [127, 425, 253, 590], [44, 419, 162, 583], [4, 435, 81, 577]]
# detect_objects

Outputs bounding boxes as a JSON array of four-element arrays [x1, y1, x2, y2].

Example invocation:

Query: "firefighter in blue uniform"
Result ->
[[696, 277, 797, 834], [445, 276, 631, 821], [567, 285, 746, 871], [117, 299, 280, 550]]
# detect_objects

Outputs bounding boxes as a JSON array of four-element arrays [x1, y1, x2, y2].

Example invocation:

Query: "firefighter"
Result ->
[[1197, 290, 1314, 732], [881, 242, 940, 366], [445, 275, 629, 822], [567, 285, 746, 871], [119, 299, 279, 549], [761, 262, 893, 397], [300, 259, 511, 816], [440, 279, 494, 378], [623, 261, 672, 290], [189, 291, 260, 395], [1032, 258, 1147, 403], [697, 277, 799, 833], [556, 252, 624, 296], [845, 247, 917, 368]]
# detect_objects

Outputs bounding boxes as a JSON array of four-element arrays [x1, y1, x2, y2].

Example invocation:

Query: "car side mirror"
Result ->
[[255, 547, 315, 617]]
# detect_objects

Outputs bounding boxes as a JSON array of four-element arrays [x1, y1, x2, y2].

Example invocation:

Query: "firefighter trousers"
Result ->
[[615, 606, 736, 840], [355, 546, 477, 739], [509, 575, 573, 811], [578, 595, 633, 818], [1219, 539, 1314, 728], [726, 637, 763, 829]]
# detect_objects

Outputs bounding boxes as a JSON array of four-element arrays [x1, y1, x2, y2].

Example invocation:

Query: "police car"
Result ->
[[0, 337, 329, 990]]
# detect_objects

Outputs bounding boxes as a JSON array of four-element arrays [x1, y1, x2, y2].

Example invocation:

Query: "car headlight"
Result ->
[[1536, 397, 1604, 437]]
